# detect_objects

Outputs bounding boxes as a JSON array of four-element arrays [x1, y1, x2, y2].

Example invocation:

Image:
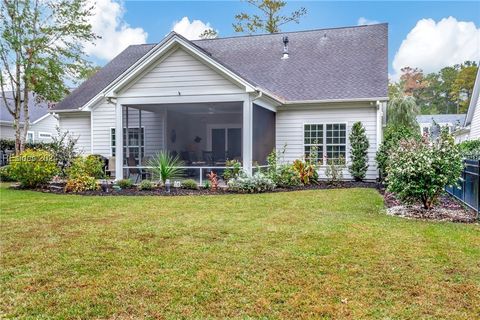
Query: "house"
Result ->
[[0, 92, 58, 143], [416, 114, 465, 137], [455, 67, 480, 142], [51, 24, 388, 181]]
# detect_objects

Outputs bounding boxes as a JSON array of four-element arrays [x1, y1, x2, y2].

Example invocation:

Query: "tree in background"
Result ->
[[348, 122, 369, 181], [387, 95, 420, 129], [451, 61, 478, 113], [390, 61, 478, 115], [233, 0, 307, 34], [0, 0, 97, 154], [199, 28, 218, 39]]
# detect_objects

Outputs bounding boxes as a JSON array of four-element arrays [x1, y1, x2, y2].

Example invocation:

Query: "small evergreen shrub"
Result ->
[[387, 129, 463, 209], [65, 176, 99, 192], [9, 149, 58, 188], [228, 172, 275, 193], [181, 179, 198, 190], [116, 179, 133, 189], [139, 180, 155, 190], [0, 165, 15, 182], [348, 122, 369, 181]]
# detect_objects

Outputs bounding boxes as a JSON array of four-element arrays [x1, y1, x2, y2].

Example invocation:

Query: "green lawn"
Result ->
[[1, 184, 479, 319]]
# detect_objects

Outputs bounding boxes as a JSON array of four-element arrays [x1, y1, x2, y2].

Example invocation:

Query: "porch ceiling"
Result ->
[[126, 101, 242, 115]]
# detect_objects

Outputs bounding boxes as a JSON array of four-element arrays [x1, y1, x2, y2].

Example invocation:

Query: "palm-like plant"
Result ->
[[147, 151, 185, 184]]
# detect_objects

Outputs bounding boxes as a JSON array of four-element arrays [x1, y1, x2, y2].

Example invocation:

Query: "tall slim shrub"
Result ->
[[348, 122, 369, 181]]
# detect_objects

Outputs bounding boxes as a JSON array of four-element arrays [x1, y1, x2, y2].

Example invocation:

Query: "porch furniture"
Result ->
[[127, 155, 142, 183], [202, 151, 214, 166], [106, 156, 116, 178]]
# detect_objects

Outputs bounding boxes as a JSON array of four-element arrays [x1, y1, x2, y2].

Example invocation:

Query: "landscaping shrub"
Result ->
[[292, 159, 317, 185], [325, 157, 346, 185], [139, 180, 155, 191], [46, 128, 78, 177], [266, 149, 302, 187], [223, 159, 241, 182], [9, 149, 58, 188], [387, 129, 463, 209], [0, 139, 15, 152], [228, 172, 275, 193], [147, 151, 184, 184], [65, 176, 99, 192], [181, 179, 198, 190], [376, 125, 420, 181], [458, 139, 480, 158], [203, 180, 211, 190], [349, 122, 369, 181], [207, 171, 219, 191], [0, 165, 15, 182], [68, 155, 105, 179], [116, 179, 133, 189]]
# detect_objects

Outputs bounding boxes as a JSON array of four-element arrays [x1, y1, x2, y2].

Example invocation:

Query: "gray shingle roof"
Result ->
[[53, 24, 388, 110], [416, 114, 466, 125], [1, 92, 51, 123]]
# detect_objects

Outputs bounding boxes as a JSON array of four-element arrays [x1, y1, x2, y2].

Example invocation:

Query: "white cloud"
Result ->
[[357, 17, 379, 26], [83, 0, 148, 61], [392, 17, 480, 80], [172, 17, 215, 40]]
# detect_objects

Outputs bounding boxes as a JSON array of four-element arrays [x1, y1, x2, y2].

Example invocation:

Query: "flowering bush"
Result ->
[[228, 172, 275, 193], [387, 130, 463, 209], [67, 155, 105, 179], [65, 176, 99, 192], [9, 149, 58, 188]]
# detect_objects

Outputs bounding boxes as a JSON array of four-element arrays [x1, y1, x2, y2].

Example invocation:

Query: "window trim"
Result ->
[[110, 127, 146, 161], [27, 130, 35, 143], [302, 122, 348, 165], [38, 131, 52, 139]]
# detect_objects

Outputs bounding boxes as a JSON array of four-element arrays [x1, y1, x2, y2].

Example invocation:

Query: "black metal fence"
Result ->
[[446, 159, 480, 212]]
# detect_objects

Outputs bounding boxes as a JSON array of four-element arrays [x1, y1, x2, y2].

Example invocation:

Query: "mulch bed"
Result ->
[[380, 188, 478, 223], [25, 181, 380, 197]]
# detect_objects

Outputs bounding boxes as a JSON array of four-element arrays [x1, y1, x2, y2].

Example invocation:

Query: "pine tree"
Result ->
[[349, 122, 370, 181]]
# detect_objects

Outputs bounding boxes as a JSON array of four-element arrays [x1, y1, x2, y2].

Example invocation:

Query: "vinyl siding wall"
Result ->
[[58, 112, 91, 154], [469, 99, 480, 139], [31, 114, 58, 141], [0, 124, 16, 140], [276, 103, 379, 180], [120, 47, 244, 97], [91, 100, 166, 158]]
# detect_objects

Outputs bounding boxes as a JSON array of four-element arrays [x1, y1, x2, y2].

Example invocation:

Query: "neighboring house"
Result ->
[[455, 67, 480, 142], [416, 114, 465, 137], [52, 24, 388, 180], [0, 92, 58, 143]]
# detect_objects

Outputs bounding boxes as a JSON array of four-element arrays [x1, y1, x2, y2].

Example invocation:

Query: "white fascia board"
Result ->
[[102, 36, 258, 100], [31, 113, 52, 125], [464, 67, 480, 126], [282, 97, 388, 105], [252, 95, 279, 112]]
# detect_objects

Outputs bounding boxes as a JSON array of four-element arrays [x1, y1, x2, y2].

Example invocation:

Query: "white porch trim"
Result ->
[[115, 101, 124, 180]]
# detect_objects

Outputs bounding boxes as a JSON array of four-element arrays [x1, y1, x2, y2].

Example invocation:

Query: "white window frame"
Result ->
[[38, 132, 52, 139], [110, 127, 145, 163], [27, 131, 35, 143], [303, 122, 348, 165]]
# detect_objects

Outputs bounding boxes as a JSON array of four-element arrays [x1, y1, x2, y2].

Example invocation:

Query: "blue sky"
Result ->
[[87, 1, 480, 79]]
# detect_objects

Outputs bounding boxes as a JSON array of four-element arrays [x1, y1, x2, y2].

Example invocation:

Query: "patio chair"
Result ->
[[202, 151, 214, 166], [106, 156, 116, 178], [127, 155, 142, 183]]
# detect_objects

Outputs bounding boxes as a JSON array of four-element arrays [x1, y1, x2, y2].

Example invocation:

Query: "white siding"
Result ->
[[0, 124, 16, 140], [91, 100, 165, 158], [120, 48, 244, 97], [31, 114, 58, 142], [469, 99, 480, 139], [276, 103, 379, 180], [58, 112, 91, 154]]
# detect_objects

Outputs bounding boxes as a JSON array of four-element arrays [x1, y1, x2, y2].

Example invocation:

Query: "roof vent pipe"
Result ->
[[282, 36, 289, 59]]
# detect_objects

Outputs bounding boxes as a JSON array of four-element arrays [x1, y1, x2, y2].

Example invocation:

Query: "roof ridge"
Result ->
[[193, 23, 388, 42]]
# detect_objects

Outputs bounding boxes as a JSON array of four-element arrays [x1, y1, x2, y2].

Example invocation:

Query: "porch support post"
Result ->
[[115, 102, 124, 180], [243, 96, 253, 174]]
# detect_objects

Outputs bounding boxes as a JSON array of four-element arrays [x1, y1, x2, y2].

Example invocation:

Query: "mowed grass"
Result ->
[[0, 184, 479, 319]]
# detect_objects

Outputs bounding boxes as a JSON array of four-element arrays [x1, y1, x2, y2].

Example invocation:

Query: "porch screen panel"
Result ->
[[252, 104, 275, 165]]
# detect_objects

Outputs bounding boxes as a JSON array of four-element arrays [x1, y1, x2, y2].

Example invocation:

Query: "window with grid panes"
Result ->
[[304, 124, 323, 163], [111, 128, 145, 165]]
